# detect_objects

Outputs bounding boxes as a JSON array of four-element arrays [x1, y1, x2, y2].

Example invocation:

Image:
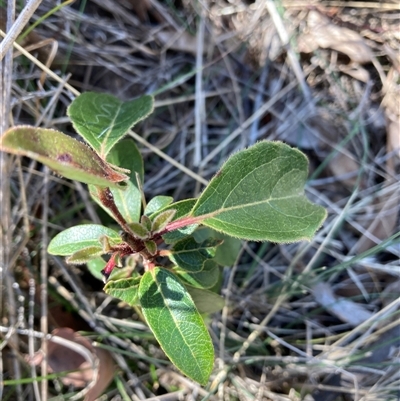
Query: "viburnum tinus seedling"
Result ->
[[0, 92, 326, 385]]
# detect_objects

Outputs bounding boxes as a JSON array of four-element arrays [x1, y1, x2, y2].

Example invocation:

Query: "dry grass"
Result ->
[[1, 1, 399, 400]]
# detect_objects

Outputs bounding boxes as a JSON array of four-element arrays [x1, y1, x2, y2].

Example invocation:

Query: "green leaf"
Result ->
[[87, 257, 107, 281], [175, 260, 219, 289], [193, 228, 242, 266], [104, 277, 141, 306], [150, 199, 197, 244], [0, 126, 128, 187], [89, 139, 144, 223], [151, 209, 176, 234], [185, 287, 225, 314], [144, 240, 157, 255], [128, 222, 149, 239], [48, 224, 122, 255], [141, 215, 152, 231], [67, 92, 154, 158], [107, 139, 144, 222], [190, 141, 327, 242], [66, 246, 103, 264], [169, 237, 222, 273], [145, 196, 173, 215], [139, 267, 214, 385]]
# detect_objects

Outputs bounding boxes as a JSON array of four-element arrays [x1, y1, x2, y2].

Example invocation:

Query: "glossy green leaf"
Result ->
[[104, 277, 141, 306], [175, 260, 219, 289], [0, 126, 128, 187], [66, 246, 103, 264], [67, 92, 154, 158], [193, 228, 242, 266], [185, 287, 225, 314], [139, 267, 214, 385], [48, 224, 122, 256], [190, 141, 327, 242], [169, 237, 222, 273], [145, 196, 173, 215]]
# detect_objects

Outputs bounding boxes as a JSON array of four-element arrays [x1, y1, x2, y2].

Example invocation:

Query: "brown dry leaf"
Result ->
[[298, 10, 373, 82], [313, 282, 372, 327], [298, 10, 373, 64], [156, 30, 205, 56], [29, 328, 114, 401]]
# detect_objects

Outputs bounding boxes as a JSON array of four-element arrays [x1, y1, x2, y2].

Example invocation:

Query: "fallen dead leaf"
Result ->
[[298, 10, 373, 82], [299, 10, 373, 64], [29, 328, 114, 401]]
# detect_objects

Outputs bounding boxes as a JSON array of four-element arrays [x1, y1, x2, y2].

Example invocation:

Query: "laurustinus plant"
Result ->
[[0, 92, 327, 385]]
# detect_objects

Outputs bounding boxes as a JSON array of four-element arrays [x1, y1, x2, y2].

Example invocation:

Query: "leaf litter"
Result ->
[[1, 1, 399, 400]]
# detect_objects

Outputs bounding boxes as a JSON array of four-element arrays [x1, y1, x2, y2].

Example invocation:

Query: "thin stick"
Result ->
[[194, 12, 205, 167], [0, 0, 43, 61], [265, 0, 313, 106], [40, 167, 49, 401]]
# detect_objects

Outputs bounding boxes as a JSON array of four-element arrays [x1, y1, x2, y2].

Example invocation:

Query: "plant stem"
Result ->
[[97, 187, 144, 253], [156, 215, 207, 237]]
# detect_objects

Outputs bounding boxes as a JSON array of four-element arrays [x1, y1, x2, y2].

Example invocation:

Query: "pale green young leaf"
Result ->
[[0, 126, 128, 187], [144, 240, 157, 255], [67, 92, 154, 158], [89, 139, 144, 223], [139, 268, 214, 385], [151, 209, 176, 234], [191, 141, 327, 242], [107, 139, 144, 223], [141, 215, 152, 231], [150, 199, 197, 244], [87, 257, 107, 281], [48, 225, 122, 256], [128, 222, 149, 239], [66, 246, 103, 264]]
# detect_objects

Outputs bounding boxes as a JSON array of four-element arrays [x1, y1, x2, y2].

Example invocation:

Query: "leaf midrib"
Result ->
[[193, 191, 305, 220]]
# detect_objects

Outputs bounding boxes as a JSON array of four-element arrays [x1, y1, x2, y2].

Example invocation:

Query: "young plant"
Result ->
[[0, 92, 327, 385]]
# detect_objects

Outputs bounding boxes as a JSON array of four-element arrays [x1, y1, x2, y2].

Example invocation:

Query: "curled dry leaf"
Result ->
[[313, 282, 372, 327], [29, 328, 114, 401], [298, 10, 372, 81], [299, 10, 373, 64]]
